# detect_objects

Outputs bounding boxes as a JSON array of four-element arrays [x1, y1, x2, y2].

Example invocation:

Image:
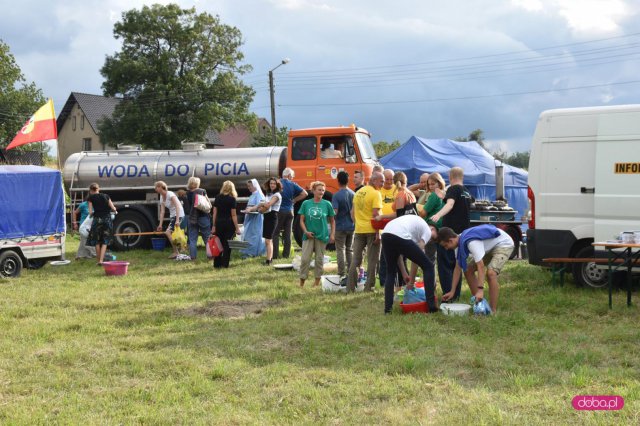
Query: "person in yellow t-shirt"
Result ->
[[377, 169, 400, 288], [379, 169, 397, 216], [347, 171, 384, 292]]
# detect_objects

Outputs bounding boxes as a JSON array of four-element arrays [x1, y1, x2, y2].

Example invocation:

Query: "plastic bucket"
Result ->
[[321, 275, 344, 293], [321, 275, 364, 292], [151, 238, 166, 251], [440, 303, 471, 316], [103, 261, 130, 276]]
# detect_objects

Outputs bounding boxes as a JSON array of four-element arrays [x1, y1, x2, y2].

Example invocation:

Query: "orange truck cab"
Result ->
[[287, 124, 380, 193]]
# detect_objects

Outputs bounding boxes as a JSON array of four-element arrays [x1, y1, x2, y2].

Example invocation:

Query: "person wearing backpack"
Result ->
[[186, 177, 212, 260]]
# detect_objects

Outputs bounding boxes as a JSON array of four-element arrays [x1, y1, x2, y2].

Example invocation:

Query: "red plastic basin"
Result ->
[[399, 301, 427, 314], [371, 218, 392, 230], [103, 261, 130, 276]]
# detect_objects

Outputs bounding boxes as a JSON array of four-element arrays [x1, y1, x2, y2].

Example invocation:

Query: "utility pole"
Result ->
[[269, 58, 290, 146]]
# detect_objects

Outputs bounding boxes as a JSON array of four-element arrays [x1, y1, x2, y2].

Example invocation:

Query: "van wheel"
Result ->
[[572, 246, 608, 288], [292, 214, 335, 251], [293, 215, 303, 247], [0, 250, 23, 278]]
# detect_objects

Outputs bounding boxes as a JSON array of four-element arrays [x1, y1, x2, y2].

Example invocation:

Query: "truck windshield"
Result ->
[[355, 133, 378, 161]]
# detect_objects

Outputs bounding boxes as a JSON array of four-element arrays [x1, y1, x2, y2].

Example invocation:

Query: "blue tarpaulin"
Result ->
[[380, 137, 529, 227], [0, 165, 66, 239]]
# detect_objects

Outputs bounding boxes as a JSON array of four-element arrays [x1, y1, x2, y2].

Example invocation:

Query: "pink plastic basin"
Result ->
[[103, 261, 130, 276]]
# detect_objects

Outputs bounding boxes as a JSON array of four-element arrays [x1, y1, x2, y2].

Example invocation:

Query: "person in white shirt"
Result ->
[[320, 143, 343, 159], [380, 215, 438, 314], [437, 225, 514, 313], [155, 180, 185, 259]]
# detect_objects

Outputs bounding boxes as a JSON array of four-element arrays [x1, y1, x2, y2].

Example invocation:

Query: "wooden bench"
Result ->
[[113, 232, 250, 252], [543, 257, 640, 286]]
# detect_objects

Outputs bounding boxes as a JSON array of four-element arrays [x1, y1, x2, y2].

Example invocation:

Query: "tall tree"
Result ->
[[494, 149, 530, 170], [454, 128, 485, 148], [0, 40, 45, 146], [252, 125, 288, 147], [373, 140, 401, 158], [99, 4, 255, 149]]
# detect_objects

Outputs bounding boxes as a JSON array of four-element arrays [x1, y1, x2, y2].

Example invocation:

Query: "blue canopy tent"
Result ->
[[380, 137, 529, 228]]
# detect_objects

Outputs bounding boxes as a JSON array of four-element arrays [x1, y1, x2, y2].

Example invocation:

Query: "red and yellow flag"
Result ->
[[6, 99, 57, 150]]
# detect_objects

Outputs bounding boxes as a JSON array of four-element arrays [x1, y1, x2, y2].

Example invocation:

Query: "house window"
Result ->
[[81, 115, 85, 130], [72, 116, 76, 131], [82, 138, 92, 151]]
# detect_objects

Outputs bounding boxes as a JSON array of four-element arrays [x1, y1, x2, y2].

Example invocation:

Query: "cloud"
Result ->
[[269, 0, 335, 12], [511, 0, 630, 34], [2, 0, 640, 157], [511, 0, 544, 12]]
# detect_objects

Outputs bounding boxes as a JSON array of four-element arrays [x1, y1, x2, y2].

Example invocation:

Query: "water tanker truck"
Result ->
[[63, 125, 380, 250]]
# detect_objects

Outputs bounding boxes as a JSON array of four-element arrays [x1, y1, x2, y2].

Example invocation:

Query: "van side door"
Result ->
[[593, 111, 640, 242]]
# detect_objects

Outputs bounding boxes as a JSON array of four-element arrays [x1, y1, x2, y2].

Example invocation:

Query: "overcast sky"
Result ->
[[2, 0, 639, 154]]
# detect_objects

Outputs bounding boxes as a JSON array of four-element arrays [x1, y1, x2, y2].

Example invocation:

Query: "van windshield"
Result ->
[[355, 133, 378, 161]]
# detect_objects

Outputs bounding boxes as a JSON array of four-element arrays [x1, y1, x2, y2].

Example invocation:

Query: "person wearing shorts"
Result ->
[[437, 225, 514, 313], [155, 181, 185, 259]]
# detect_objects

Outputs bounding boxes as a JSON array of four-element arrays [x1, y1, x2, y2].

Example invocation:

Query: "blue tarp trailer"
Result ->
[[0, 165, 66, 277]]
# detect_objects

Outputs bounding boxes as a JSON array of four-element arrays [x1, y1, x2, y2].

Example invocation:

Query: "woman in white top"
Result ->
[[246, 177, 282, 265], [155, 180, 185, 259]]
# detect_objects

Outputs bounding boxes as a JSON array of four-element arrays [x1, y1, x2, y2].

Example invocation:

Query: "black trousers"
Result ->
[[382, 233, 436, 313], [436, 243, 462, 299], [214, 220, 235, 268], [273, 210, 294, 259]]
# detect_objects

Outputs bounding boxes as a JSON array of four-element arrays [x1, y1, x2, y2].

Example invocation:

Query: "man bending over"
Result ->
[[437, 225, 514, 313]]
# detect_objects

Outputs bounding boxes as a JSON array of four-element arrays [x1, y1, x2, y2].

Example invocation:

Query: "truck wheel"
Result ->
[[572, 245, 608, 288], [112, 211, 151, 251], [293, 215, 303, 247], [292, 215, 335, 251], [505, 225, 521, 260], [0, 250, 23, 278]]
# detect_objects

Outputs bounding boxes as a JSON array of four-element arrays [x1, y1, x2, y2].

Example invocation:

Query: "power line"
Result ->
[[249, 53, 640, 93], [279, 80, 640, 107], [274, 43, 640, 83], [243, 31, 640, 79]]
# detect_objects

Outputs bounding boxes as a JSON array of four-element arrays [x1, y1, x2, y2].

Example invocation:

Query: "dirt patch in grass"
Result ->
[[182, 299, 282, 319]]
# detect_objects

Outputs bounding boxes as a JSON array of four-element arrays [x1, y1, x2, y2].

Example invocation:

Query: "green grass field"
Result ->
[[1, 236, 639, 424]]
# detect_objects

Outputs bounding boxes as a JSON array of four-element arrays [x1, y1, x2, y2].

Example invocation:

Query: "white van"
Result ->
[[526, 105, 640, 287]]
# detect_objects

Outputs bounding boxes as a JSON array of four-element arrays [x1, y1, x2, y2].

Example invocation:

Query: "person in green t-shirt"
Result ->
[[298, 181, 335, 287], [419, 171, 447, 296], [421, 172, 446, 229]]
